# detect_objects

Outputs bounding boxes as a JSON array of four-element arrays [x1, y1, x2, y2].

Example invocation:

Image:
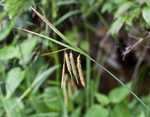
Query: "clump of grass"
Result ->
[[16, 6, 149, 111]]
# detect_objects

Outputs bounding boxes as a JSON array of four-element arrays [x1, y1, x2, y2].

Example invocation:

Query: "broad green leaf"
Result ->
[[111, 103, 131, 117], [43, 87, 61, 111], [0, 36, 37, 62], [0, 46, 20, 61], [71, 107, 81, 117], [72, 90, 86, 105], [20, 35, 37, 56], [137, 111, 145, 117], [80, 40, 89, 52], [19, 35, 37, 65], [125, 8, 140, 26], [95, 93, 110, 106], [115, 2, 133, 18], [109, 83, 132, 103], [142, 7, 150, 25], [84, 105, 109, 117], [6, 67, 25, 98], [30, 100, 50, 113], [109, 17, 124, 35], [0, 20, 15, 41], [5, 98, 24, 117]]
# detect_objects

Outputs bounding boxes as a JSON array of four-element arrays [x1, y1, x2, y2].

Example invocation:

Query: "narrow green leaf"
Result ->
[[57, 0, 79, 6], [19, 65, 58, 100], [109, 17, 124, 35], [54, 10, 81, 26], [32, 65, 59, 93], [28, 113, 58, 117]]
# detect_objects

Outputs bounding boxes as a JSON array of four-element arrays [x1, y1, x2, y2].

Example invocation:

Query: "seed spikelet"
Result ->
[[69, 52, 79, 84], [65, 52, 73, 78], [77, 55, 86, 88]]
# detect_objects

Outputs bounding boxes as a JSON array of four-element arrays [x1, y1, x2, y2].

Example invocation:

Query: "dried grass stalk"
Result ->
[[63, 74, 68, 107], [65, 52, 73, 78], [68, 79, 77, 98], [70, 79, 77, 91], [69, 52, 79, 84], [77, 55, 86, 88], [31, 7, 62, 37], [61, 63, 66, 88]]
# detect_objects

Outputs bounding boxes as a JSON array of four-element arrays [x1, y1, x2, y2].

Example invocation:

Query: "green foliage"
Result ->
[[0, 45, 20, 61], [142, 6, 150, 25], [85, 104, 109, 117], [109, 17, 125, 35], [6, 67, 25, 98], [109, 83, 132, 104], [0, 0, 150, 117], [111, 103, 131, 117], [102, 0, 150, 35], [95, 93, 110, 106]]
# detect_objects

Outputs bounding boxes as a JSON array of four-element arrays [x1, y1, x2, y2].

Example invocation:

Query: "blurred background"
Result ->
[[0, 0, 150, 117]]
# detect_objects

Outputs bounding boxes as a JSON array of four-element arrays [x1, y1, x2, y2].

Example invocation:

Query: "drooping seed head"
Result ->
[[77, 55, 86, 88], [61, 63, 66, 88], [65, 52, 73, 78], [69, 52, 79, 84]]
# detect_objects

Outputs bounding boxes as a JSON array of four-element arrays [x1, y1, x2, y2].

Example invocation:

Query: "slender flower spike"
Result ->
[[65, 52, 73, 78], [61, 63, 66, 88], [77, 55, 86, 88], [69, 52, 79, 84]]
